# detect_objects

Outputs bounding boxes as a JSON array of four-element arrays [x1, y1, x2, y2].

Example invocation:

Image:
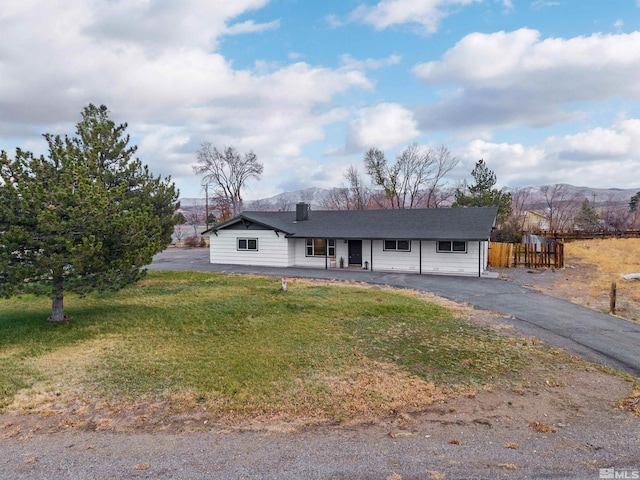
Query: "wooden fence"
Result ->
[[489, 242, 564, 269], [529, 230, 640, 242]]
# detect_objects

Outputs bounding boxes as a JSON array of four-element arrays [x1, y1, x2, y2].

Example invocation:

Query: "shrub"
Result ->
[[184, 236, 200, 247], [492, 221, 522, 243]]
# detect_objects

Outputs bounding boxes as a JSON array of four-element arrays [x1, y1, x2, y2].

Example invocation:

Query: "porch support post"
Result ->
[[478, 241, 482, 277], [325, 238, 329, 270], [370, 240, 373, 271], [419, 240, 422, 275]]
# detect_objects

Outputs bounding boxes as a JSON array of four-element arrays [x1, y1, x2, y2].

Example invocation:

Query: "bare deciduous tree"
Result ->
[[184, 202, 205, 236], [276, 195, 295, 212], [344, 165, 370, 210], [320, 187, 351, 210], [509, 186, 533, 230], [540, 184, 582, 230], [174, 224, 186, 244], [321, 166, 371, 210], [364, 143, 457, 209], [245, 198, 273, 211], [194, 143, 264, 216], [209, 196, 234, 222], [421, 146, 458, 208], [298, 189, 316, 205]]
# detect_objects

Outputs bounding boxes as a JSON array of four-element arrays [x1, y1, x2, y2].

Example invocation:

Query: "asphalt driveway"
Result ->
[[149, 248, 640, 376]]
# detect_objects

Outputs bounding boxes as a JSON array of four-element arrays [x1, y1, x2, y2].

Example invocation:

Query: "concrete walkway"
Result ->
[[149, 249, 640, 376]]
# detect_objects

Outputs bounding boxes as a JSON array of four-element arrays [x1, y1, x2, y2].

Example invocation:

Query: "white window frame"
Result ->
[[306, 238, 335, 257], [383, 239, 411, 252], [237, 237, 258, 251], [437, 240, 467, 253]]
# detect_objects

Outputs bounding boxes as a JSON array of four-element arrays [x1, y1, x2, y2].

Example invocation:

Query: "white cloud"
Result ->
[[530, 0, 560, 9], [455, 140, 546, 185], [0, 0, 373, 198], [501, 0, 514, 11], [86, 0, 272, 51], [456, 119, 640, 188], [339, 54, 402, 70], [412, 29, 640, 134], [346, 103, 420, 151], [325, 14, 344, 28], [350, 0, 480, 34], [223, 19, 281, 36], [545, 119, 640, 160]]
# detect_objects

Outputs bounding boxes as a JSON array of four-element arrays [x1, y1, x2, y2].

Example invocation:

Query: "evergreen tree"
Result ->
[[630, 191, 640, 212], [575, 198, 600, 231], [452, 159, 512, 224], [0, 105, 179, 322]]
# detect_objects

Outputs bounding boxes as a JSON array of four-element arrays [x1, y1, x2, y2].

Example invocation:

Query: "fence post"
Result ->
[[610, 282, 616, 315]]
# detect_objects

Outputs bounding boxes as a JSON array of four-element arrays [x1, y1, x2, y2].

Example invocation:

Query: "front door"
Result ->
[[348, 240, 362, 266]]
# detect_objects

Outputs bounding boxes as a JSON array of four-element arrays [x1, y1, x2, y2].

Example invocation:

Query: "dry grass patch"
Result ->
[[620, 380, 640, 417], [564, 238, 640, 319], [6, 336, 122, 414], [528, 420, 557, 433], [320, 359, 472, 420]]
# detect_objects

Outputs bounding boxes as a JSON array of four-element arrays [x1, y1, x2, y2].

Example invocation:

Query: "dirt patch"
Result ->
[[1, 345, 637, 479], [0, 357, 634, 437]]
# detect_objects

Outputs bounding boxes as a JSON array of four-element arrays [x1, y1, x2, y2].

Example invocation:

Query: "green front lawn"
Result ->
[[0, 271, 551, 422]]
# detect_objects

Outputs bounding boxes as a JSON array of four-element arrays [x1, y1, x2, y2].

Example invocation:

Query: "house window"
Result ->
[[238, 238, 258, 251], [383, 240, 411, 252], [306, 238, 335, 257], [437, 240, 467, 253]]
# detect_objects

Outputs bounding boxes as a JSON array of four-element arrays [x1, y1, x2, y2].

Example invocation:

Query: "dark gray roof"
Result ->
[[206, 207, 498, 241]]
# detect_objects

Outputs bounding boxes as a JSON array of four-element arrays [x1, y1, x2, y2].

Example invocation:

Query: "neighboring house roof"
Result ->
[[205, 207, 498, 241]]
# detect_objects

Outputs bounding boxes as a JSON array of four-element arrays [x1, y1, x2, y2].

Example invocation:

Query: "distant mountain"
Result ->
[[504, 185, 639, 209], [179, 187, 332, 211], [179, 185, 639, 211], [248, 187, 330, 210], [177, 198, 206, 208]]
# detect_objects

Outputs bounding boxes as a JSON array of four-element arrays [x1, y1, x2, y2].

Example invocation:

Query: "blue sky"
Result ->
[[1, 0, 640, 199]]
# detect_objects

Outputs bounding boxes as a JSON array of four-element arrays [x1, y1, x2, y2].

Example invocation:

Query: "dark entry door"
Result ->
[[348, 240, 362, 266]]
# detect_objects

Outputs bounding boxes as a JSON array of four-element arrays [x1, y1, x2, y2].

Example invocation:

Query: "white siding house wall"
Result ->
[[288, 238, 363, 269], [370, 240, 421, 273], [209, 230, 289, 267], [291, 238, 317, 268], [361, 240, 372, 269], [420, 241, 485, 277], [290, 238, 340, 268], [335, 241, 349, 267], [287, 239, 297, 267], [208, 231, 489, 276]]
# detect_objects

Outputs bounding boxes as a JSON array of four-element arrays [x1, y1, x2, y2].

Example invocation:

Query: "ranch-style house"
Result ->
[[203, 204, 498, 277]]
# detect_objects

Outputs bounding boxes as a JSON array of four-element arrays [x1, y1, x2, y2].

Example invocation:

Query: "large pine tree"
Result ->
[[0, 105, 179, 322], [452, 159, 512, 224]]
